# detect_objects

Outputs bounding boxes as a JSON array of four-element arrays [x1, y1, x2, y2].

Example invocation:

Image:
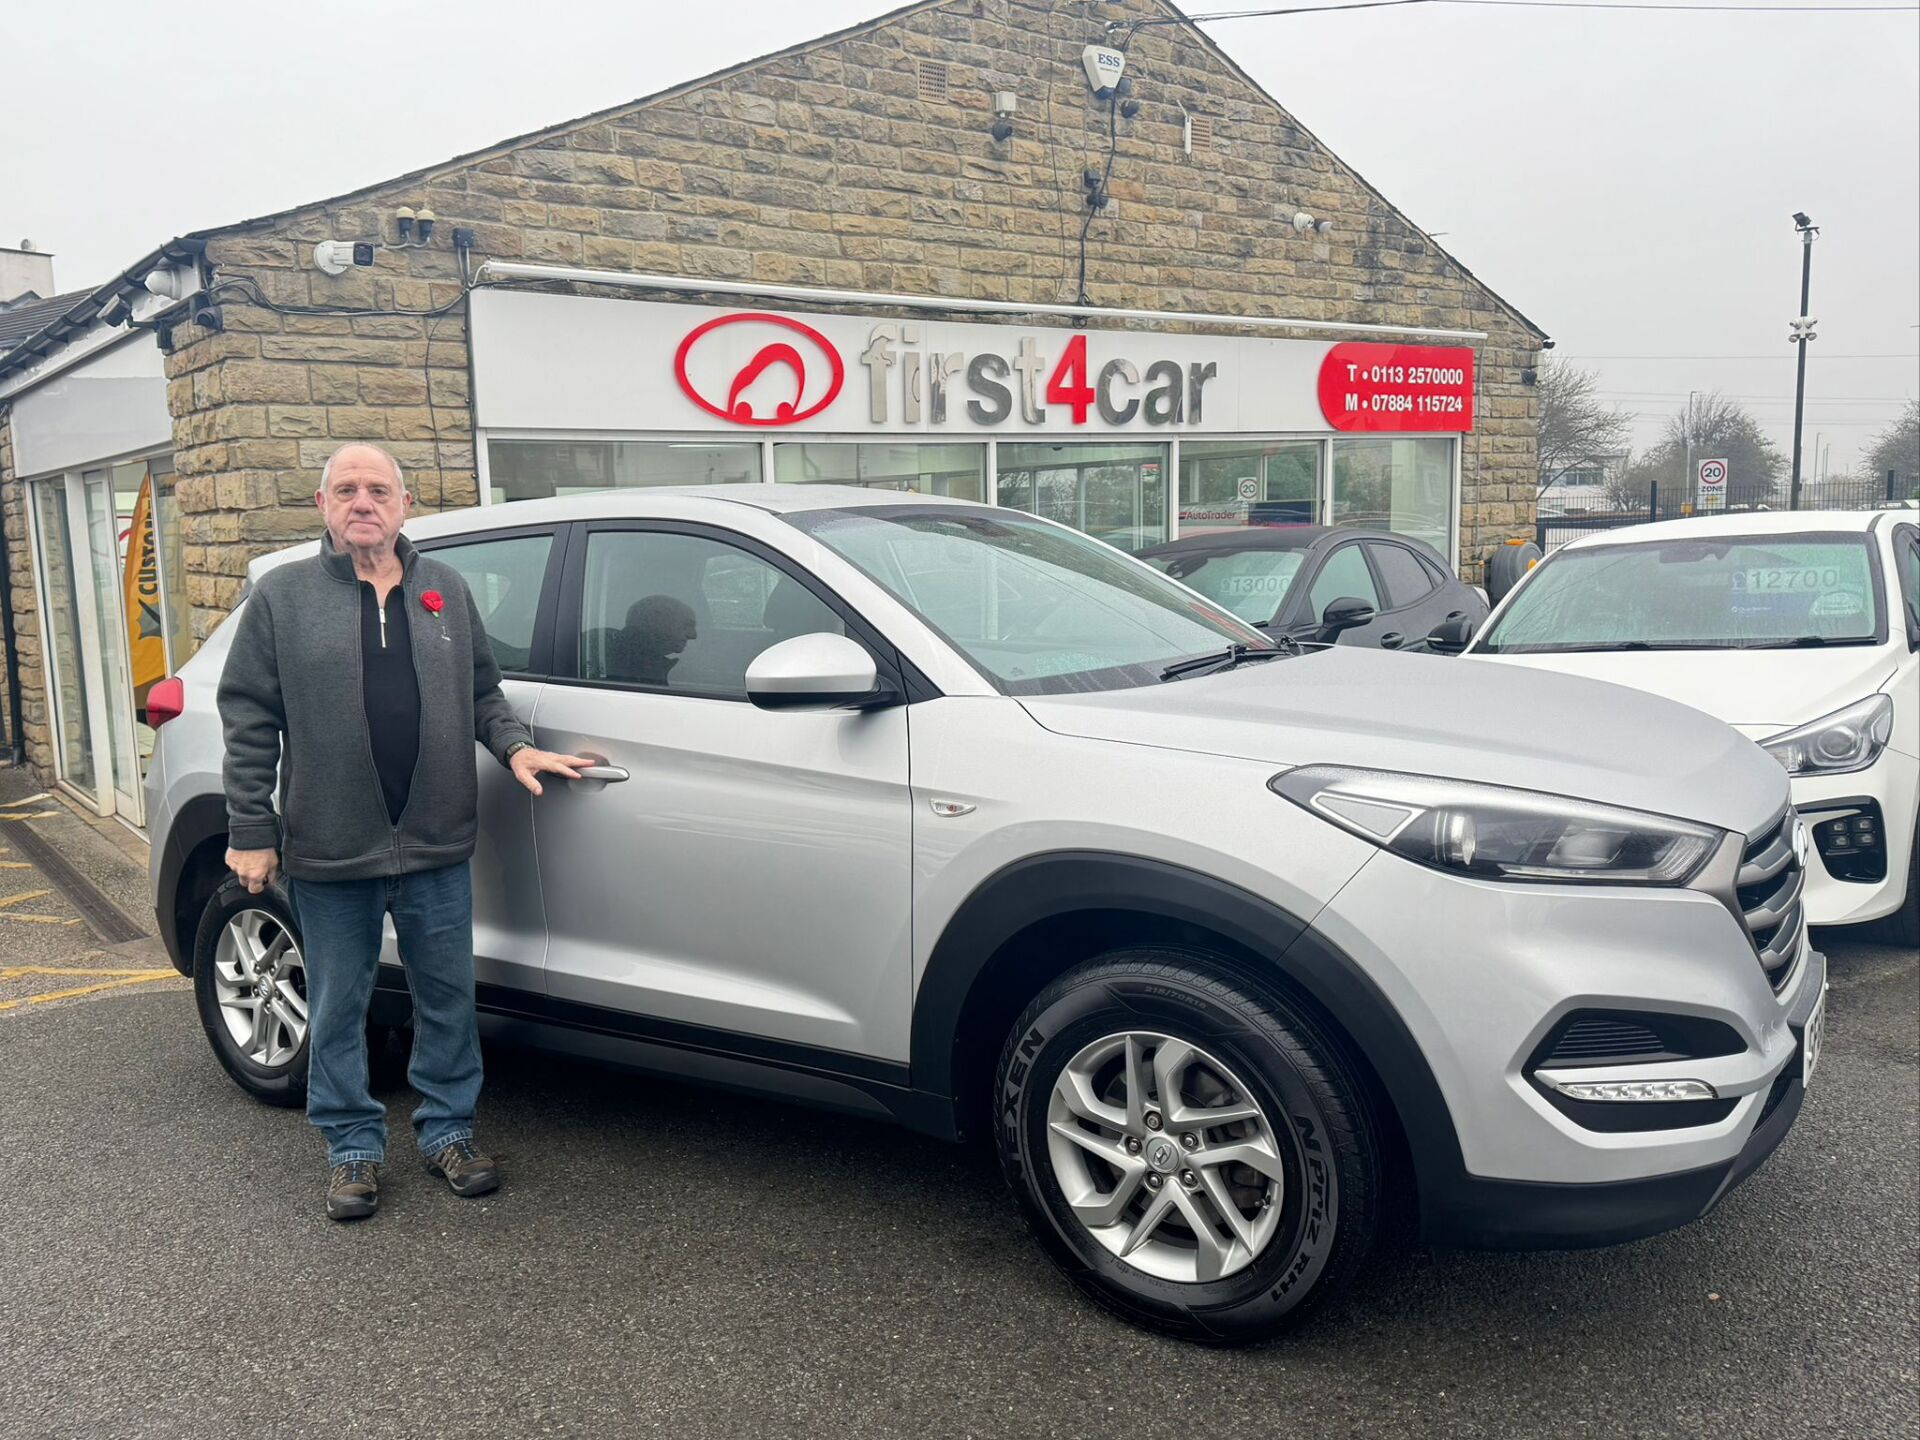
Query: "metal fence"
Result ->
[[1537, 472, 1917, 553]]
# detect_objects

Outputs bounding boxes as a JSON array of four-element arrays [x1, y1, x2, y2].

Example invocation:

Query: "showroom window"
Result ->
[[1329, 438, 1455, 558], [773, 442, 986, 500], [487, 439, 760, 503], [996, 441, 1168, 553], [1177, 440, 1320, 535]]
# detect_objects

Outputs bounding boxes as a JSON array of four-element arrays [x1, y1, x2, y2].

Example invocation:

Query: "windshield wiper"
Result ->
[[1741, 635, 1863, 649], [1160, 641, 1294, 681]]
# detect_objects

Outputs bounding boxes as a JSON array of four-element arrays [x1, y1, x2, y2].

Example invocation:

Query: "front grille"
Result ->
[[1736, 809, 1806, 991], [1545, 1017, 1667, 1064]]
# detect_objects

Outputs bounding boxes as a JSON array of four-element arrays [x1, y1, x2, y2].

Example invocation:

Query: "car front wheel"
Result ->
[[995, 949, 1382, 1344]]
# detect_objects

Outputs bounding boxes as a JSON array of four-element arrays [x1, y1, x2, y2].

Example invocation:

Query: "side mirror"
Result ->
[[1427, 615, 1478, 655], [1318, 596, 1376, 636], [746, 633, 894, 711]]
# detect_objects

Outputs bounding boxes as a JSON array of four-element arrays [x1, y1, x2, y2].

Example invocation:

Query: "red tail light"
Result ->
[[146, 677, 185, 728]]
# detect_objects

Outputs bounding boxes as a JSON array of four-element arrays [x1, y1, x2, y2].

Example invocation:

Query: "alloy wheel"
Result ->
[[1046, 1031, 1286, 1283], [210, 908, 307, 1069]]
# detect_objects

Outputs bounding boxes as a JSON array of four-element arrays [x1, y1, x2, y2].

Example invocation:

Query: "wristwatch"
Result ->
[[504, 740, 532, 763]]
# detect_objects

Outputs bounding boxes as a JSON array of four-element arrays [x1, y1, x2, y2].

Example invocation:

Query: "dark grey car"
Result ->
[[1140, 526, 1489, 652]]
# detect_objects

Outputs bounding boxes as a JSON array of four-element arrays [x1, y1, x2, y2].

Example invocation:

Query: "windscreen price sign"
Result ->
[[1317, 343, 1476, 433], [1698, 458, 1729, 512]]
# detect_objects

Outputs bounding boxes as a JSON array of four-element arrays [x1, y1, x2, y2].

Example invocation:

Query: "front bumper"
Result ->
[[1790, 751, 1918, 928], [1309, 848, 1826, 1246], [1421, 952, 1824, 1248]]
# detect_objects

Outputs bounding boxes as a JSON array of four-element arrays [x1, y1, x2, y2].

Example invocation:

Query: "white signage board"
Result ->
[[1698, 457, 1728, 512], [472, 289, 1350, 438]]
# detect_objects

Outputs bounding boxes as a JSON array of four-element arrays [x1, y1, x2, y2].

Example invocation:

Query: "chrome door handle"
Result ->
[[572, 764, 630, 783]]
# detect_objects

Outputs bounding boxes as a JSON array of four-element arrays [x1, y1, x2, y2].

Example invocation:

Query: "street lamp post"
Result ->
[[1788, 212, 1819, 510], [1682, 389, 1698, 517]]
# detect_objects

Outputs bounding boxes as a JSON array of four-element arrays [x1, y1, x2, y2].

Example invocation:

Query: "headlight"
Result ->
[[1761, 694, 1894, 777], [1270, 766, 1721, 886]]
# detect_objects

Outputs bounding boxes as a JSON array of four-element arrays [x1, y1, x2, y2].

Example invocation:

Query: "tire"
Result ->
[[192, 877, 310, 1108], [994, 948, 1382, 1344], [1484, 541, 1542, 605]]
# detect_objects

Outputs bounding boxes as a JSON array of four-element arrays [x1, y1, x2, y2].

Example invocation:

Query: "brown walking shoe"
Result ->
[[326, 1160, 381, 1221], [425, 1139, 500, 1198]]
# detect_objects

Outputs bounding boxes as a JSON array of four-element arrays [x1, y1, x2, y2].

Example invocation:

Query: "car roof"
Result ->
[[1556, 509, 1893, 553], [402, 483, 979, 540], [1140, 526, 1335, 557], [246, 485, 999, 580]]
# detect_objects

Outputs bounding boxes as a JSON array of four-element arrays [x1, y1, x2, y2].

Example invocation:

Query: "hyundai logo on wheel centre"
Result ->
[[473, 291, 1478, 438]]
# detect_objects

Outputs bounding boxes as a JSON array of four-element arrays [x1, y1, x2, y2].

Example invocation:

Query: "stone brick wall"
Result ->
[[3, 0, 1543, 788], [0, 407, 54, 776]]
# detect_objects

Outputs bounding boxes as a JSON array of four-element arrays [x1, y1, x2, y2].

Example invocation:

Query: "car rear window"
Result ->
[[1147, 548, 1308, 623]]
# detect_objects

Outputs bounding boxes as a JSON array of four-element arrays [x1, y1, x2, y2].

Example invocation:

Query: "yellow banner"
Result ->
[[123, 469, 167, 700]]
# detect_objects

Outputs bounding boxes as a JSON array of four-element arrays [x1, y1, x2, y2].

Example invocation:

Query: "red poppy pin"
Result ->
[[420, 590, 445, 614]]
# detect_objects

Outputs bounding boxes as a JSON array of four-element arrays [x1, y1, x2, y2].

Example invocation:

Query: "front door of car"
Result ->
[[1295, 540, 1393, 648], [528, 521, 915, 1063], [415, 525, 562, 995]]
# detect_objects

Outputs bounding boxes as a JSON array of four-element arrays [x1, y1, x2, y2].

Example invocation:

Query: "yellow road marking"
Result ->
[[0, 812, 58, 822], [0, 861, 29, 869], [0, 972, 179, 1012], [0, 913, 80, 925], [1, 965, 175, 979], [0, 889, 52, 908], [0, 793, 49, 808]]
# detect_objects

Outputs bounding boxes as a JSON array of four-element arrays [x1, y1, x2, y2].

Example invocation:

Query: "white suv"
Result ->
[[1466, 510, 1919, 946], [147, 487, 1826, 1343]]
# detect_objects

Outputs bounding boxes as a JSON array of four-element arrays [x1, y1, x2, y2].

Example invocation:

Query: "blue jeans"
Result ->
[[289, 862, 481, 1166]]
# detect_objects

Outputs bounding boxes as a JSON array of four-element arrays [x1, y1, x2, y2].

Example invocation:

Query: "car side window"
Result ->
[[1307, 544, 1382, 620], [425, 533, 554, 673], [1367, 542, 1438, 611], [579, 530, 846, 698], [1896, 527, 1920, 633]]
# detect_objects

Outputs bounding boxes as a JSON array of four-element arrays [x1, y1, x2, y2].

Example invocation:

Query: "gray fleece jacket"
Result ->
[[218, 531, 533, 881]]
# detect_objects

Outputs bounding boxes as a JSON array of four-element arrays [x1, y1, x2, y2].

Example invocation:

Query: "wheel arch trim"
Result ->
[[910, 850, 1469, 1216]]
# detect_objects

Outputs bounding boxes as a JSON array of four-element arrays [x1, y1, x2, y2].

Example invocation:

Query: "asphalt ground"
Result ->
[[0, 775, 1914, 1438]]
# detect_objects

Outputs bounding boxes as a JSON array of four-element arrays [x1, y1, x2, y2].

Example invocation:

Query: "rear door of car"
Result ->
[[527, 518, 916, 1064], [413, 523, 566, 995], [1363, 539, 1479, 651]]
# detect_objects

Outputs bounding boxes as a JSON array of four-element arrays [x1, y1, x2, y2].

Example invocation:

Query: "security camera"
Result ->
[[98, 295, 132, 328], [1791, 211, 1811, 229]]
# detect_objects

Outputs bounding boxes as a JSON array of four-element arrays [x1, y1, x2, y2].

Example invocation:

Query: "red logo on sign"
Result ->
[[673, 312, 845, 427], [1317, 343, 1475, 433]]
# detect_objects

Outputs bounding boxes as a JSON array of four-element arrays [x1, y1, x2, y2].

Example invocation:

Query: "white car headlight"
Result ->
[[1270, 766, 1721, 887], [1761, 694, 1895, 777]]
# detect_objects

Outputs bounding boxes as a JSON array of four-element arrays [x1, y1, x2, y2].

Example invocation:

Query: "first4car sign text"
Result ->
[[470, 291, 1480, 438]]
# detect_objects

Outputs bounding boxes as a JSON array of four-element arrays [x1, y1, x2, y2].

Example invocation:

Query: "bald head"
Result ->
[[316, 443, 412, 562]]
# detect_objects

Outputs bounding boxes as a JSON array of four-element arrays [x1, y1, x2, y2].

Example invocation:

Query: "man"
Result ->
[[219, 442, 588, 1221]]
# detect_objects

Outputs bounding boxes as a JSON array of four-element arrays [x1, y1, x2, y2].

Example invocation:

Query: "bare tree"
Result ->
[[1613, 391, 1786, 513], [1536, 362, 1634, 492], [1865, 400, 1920, 501]]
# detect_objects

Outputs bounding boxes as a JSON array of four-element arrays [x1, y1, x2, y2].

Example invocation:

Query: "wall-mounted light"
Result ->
[[1291, 211, 1315, 233], [394, 206, 437, 248], [991, 91, 1016, 143]]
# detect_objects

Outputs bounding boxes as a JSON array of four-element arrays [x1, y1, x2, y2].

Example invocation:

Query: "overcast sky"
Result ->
[[6, 0, 1916, 472]]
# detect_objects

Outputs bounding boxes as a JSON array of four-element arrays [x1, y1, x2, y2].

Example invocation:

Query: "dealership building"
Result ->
[[0, 0, 1546, 832]]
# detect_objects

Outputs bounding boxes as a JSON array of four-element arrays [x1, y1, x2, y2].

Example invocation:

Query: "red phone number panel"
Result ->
[[1317, 343, 1476, 433]]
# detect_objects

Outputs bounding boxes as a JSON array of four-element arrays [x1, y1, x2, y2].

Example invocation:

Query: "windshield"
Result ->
[[787, 505, 1272, 694], [1480, 533, 1884, 653], [1147, 547, 1307, 623]]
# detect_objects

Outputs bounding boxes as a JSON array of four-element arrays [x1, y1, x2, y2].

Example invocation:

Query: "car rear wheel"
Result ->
[[192, 878, 310, 1107], [994, 948, 1382, 1344]]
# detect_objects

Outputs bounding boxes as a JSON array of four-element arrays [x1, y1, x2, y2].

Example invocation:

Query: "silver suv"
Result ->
[[147, 487, 1826, 1343]]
